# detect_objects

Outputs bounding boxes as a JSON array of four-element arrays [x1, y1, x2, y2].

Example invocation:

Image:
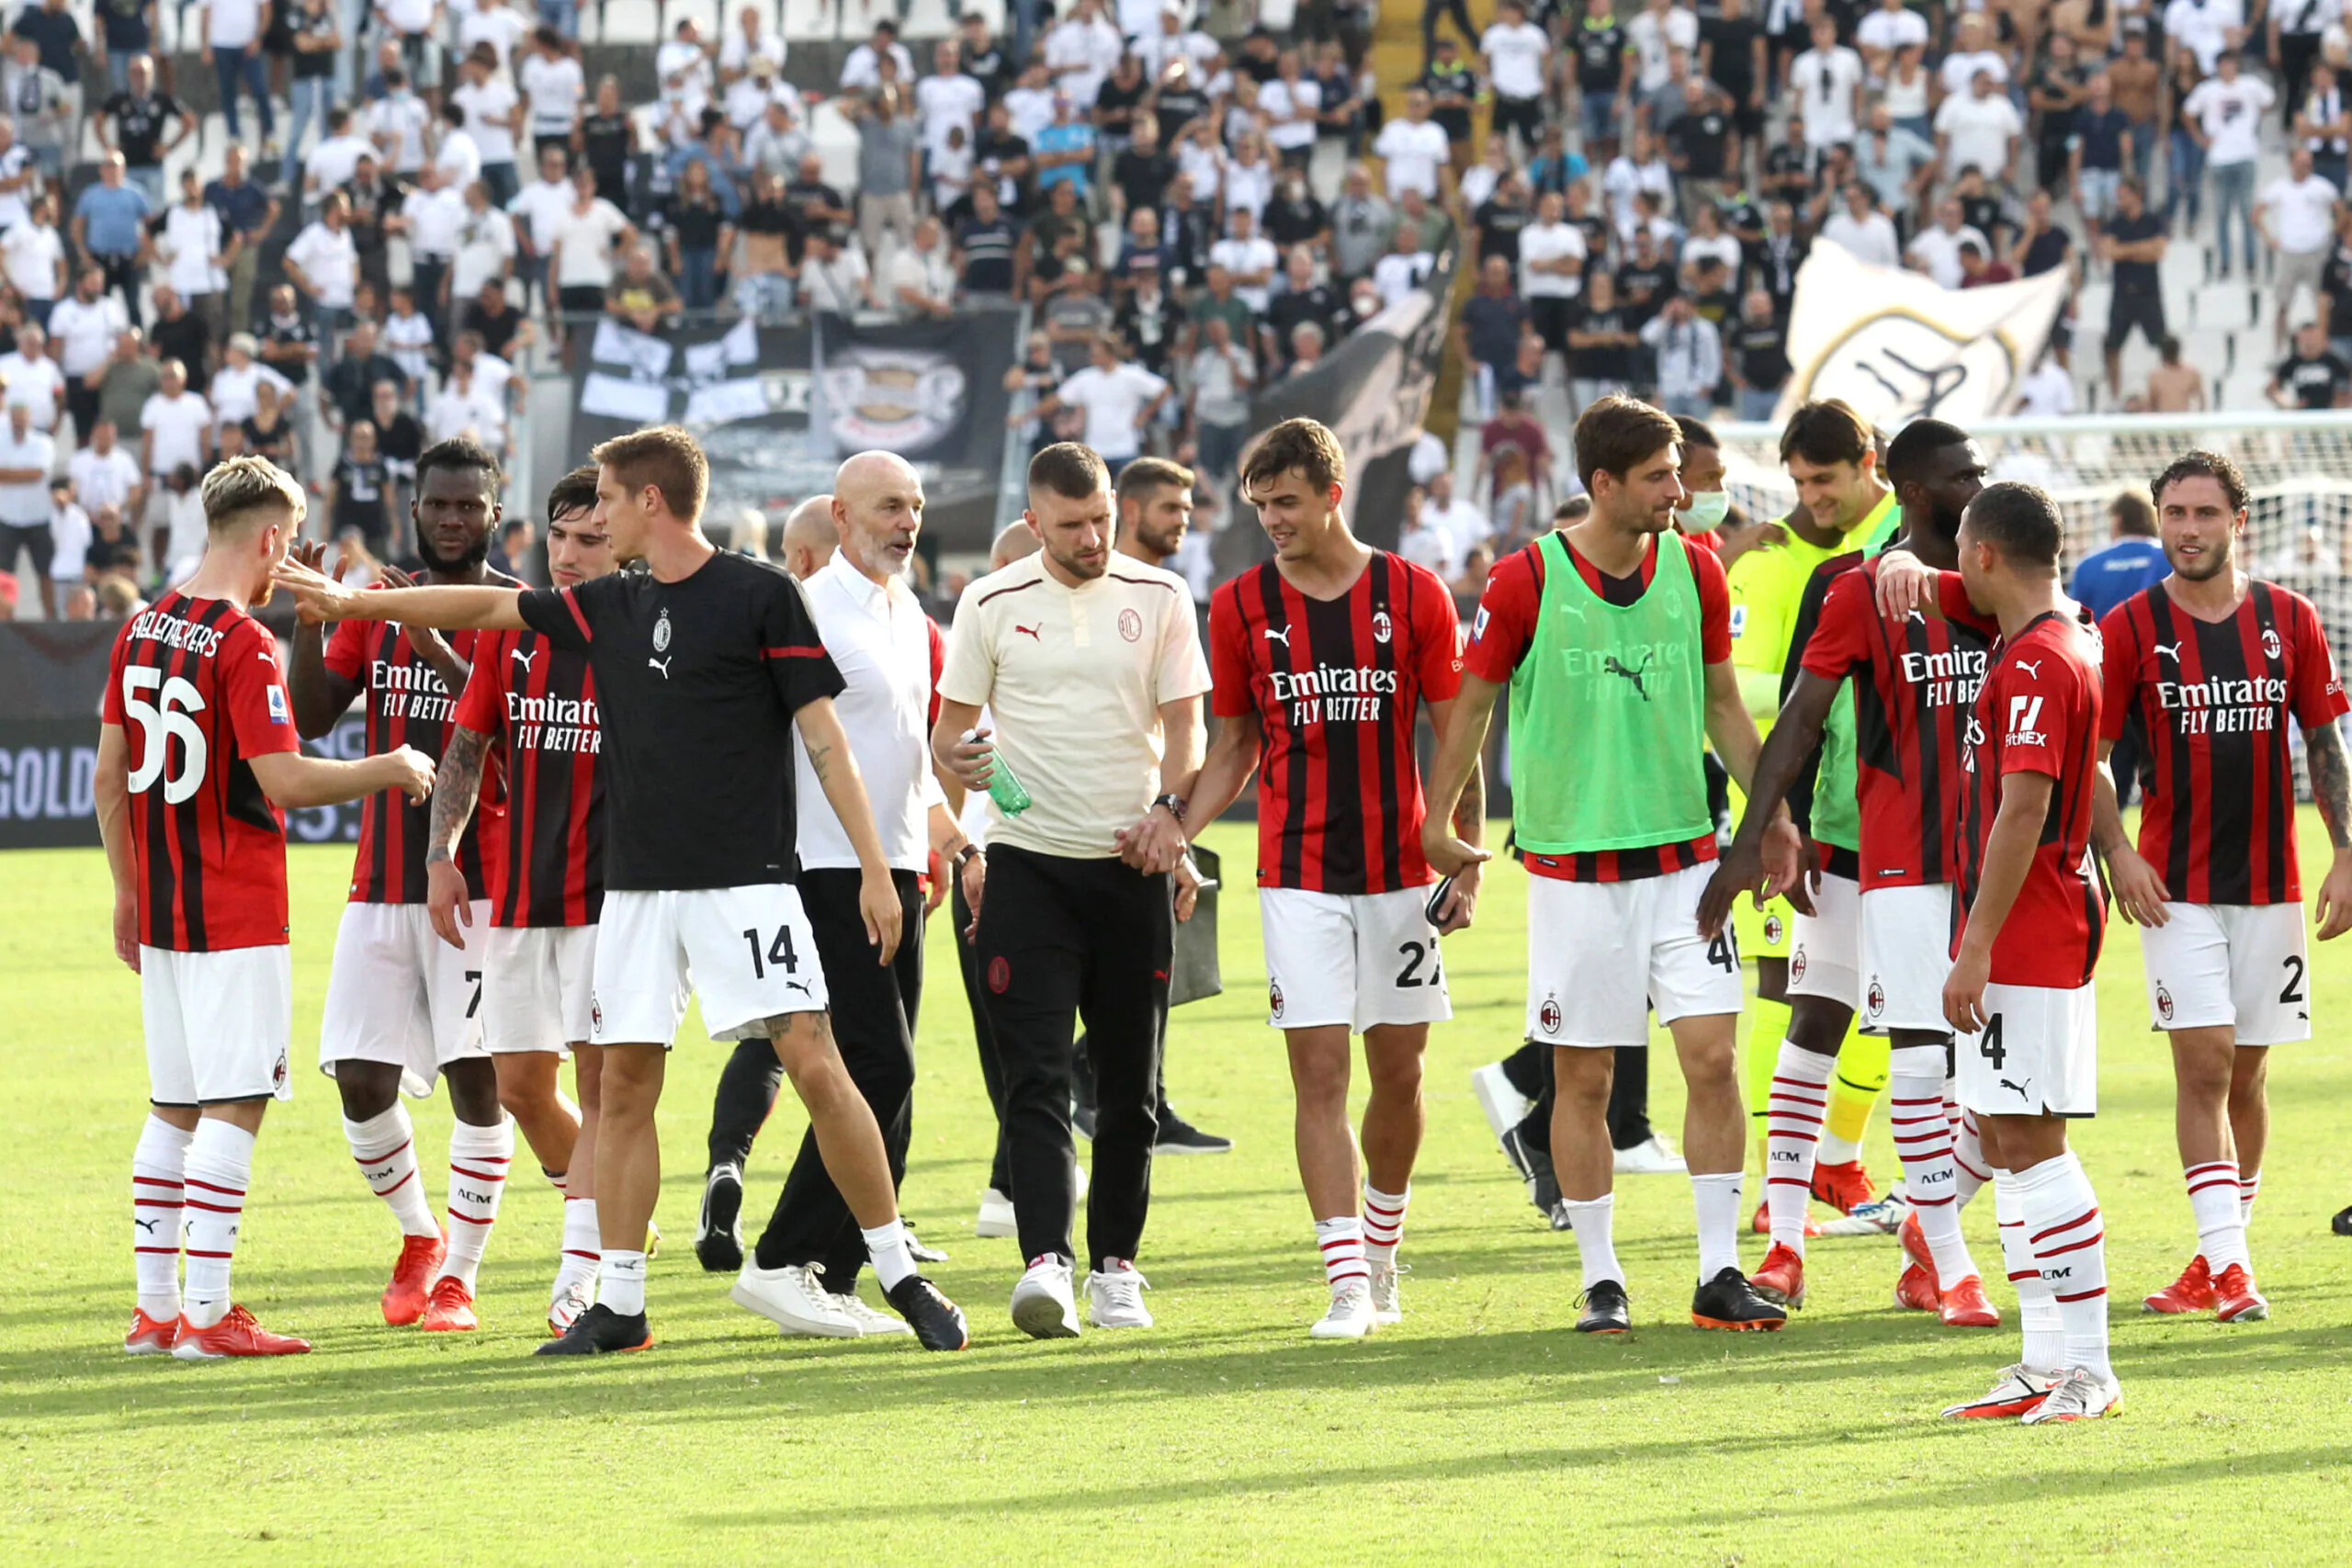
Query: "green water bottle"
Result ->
[[965, 728, 1032, 817]]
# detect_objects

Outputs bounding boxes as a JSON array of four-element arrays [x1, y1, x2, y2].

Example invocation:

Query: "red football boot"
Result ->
[[1938, 1274, 2001, 1327], [1749, 1242, 1806, 1308], [1894, 1261, 1941, 1312], [2143, 1254, 2216, 1314], [124, 1308, 180, 1356], [1810, 1158, 1877, 1215], [171, 1305, 311, 1359], [419, 1275, 479, 1332], [2211, 1263, 2269, 1323], [382, 1228, 447, 1326]]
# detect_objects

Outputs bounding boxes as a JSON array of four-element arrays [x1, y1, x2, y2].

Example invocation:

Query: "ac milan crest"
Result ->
[[989, 956, 1011, 994], [1866, 979, 1885, 1018], [1269, 980, 1285, 1019], [2154, 982, 2173, 1022], [1763, 913, 1784, 945], [1118, 607, 1143, 642], [1791, 947, 1809, 984], [1539, 996, 1563, 1034]]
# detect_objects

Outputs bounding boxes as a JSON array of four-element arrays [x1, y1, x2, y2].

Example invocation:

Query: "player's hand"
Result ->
[[1942, 944, 1993, 1034], [2315, 850, 2352, 940], [425, 857, 473, 949], [1422, 821, 1493, 877], [923, 848, 949, 917], [113, 889, 141, 974], [958, 849, 986, 942], [1762, 817, 1815, 915], [2106, 843, 2173, 928], [273, 547, 361, 622], [383, 745, 436, 802], [1433, 860, 1481, 935], [1174, 852, 1203, 922], [944, 727, 996, 792], [860, 865, 903, 964], [1873, 548, 1939, 619], [1116, 807, 1188, 874], [379, 564, 458, 660], [285, 539, 344, 624]]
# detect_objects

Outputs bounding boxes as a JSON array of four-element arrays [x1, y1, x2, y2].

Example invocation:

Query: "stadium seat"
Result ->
[[783, 0, 838, 39], [2192, 280, 2259, 332], [598, 0, 662, 43], [901, 0, 958, 37], [2217, 368, 2274, 411]]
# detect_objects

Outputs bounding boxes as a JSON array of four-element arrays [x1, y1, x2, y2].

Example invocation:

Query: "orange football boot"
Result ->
[[382, 1228, 448, 1326], [420, 1276, 479, 1332], [1749, 1243, 1807, 1308], [172, 1305, 311, 1359], [2143, 1254, 2216, 1314]]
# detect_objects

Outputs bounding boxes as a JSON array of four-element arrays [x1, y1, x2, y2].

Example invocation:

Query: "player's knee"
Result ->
[[332, 1061, 400, 1121]]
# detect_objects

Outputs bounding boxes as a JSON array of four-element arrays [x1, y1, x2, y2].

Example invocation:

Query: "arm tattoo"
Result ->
[[2309, 723, 2352, 849], [806, 740, 834, 783], [1453, 756, 1486, 840], [427, 728, 488, 865]]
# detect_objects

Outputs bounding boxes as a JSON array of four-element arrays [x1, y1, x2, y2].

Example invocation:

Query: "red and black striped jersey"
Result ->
[[324, 615, 502, 905], [454, 626, 604, 928], [2099, 579, 2348, 905], [1209, 551, 1462, 894], [101, 592, 301, 952], [1803, 557, 1997, 890], [1956, 610, 2106, 988]]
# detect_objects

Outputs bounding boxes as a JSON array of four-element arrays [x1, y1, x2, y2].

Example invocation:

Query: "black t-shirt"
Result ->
[[1113, 148, 1174, 216], [973, 129, 1032, 212], [242, 412, 293, 461], [464, 300, 521, 360], [2323, 243, 2352, 322], [1262, 193, 1328, 249], [956, 214, 1017, 291], [1734, 316, 1791, 387], [740, 195, 792, 238], [378, 411, 424, 466], [1574, 20, 1627, 93], [517, 552, 846, 891], [1568, 301, 1634, 379], [1267, 283, 1340, 352], [782, 178, 845, 261], [103, 91, 181, 167], [665, 194, 726, 251], [263, 314, 315, 385], [1960, 192, 2004, 243], [582, 110, 632, 190], [1417, 62, 1477, 140], [152, 309, 210, 392], [1114, 291, 1177, 376], [97, 0, 151, 50], [334, 454, 390, 530], [1475, 197, 1531, 265], [1614, 258, 1678, 325], [1702, 15, 1758, 95], [1094, 73, 1148, 134], [2030, 62, 2086, 144], [290, 5, 336, 78], [2022, 225, 2071, 277], [2277, 351, 2351, 408], [1153, 85, 1208, 143], [1670, 107, 1732, 178], [2109, 209, 2162, 294], [964, 43, 1009, 101]]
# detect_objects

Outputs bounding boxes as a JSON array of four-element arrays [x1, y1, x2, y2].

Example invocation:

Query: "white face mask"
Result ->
[[1679, 488, 1730, 532]]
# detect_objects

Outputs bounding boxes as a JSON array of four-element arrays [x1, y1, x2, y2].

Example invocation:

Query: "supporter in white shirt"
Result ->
[[506, 150, 572, 255], [457, 0, 531, 73], [1905, 199, 1992, 288], [0, 326, 65, 430], [1821, 187, 1903, 268], [427, 341, 516, 449], [518, 32, 585, 143], [373, 81, 432, 175], [653, 17, 715, 98], [1482, 9, 1550, 102], [1855, 0, 1929, 74], [1938, 15, 2011, 95], [915, 44, 987, 161], [1260, 68, 1323, 157], [1, 203, 67, 307], [138, 364, 213, 479], [1373, 230, 1436, 304], [885, 216, 956, 320], [1792, 17, 1865, 151], [2183, 54, 2275, 167], [723, 62, 801, 134], [450, 184, 517, 300], [2259, 146, 2341, 331], [1002, 65, 1059, 141], [1421, 472, 1491, 555], [383, 300, 435, 386], [48, 278, 130, 382], [69, 425, 141, 516], [204, 0, 263, 50], [47, 490, 90, 584], [2015, 355, 2077, 416], [840, 26, 914, 91], [400, 163, 469, 264], [283, 200, 361, 311], [1029, 336, 1170, 464], [1603, 137, 1677, 241], [304, 117, 378, 197], [1208, 210, 1279, 312], [0, 409, 51, 533], [452, 60, 522, 170], [1396, 488, 1463, 576], [1044, 0, 1124, 106], [157, 181, 228, 303], [719, 6, 787, 79], [1625, 0, 1699, 93], [1935, 69, 2024, 180], [2165, 0, 2246, 75], [1373, 91, 1450, 198], [547, 168, 633, 294], [1520, 197, 1589, 299], [207, 333, 294, 428], [435, 124, 484, 191], [1137, 13, 1218, 80]]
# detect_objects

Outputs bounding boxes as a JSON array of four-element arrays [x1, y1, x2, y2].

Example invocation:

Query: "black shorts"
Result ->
[[1493, 94, 1546, 143], [0, 520, 54, 579], [2107, 290, 2166, 354]]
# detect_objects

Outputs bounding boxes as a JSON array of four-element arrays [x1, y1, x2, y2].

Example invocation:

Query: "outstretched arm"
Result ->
[[273, 552, 528, 631]]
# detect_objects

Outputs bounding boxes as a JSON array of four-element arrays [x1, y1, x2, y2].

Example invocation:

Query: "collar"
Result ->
[[822, 544, 905, 611]]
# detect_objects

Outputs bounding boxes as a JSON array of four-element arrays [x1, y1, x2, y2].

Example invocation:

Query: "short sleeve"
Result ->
[[1935, 568, 1975, 624], [1461, 547, 1543, 683], [936, 582, 999, 708], [1207, 585, 1257, 718], [2290, 594, 2350, 728], [454, 627, 511, 736], [99, 623, 132, 724], [1412, 567, 1464, 704], [1152, 581, 1213, 705], [924, 615, 945, 729], [1801, 569, 1873, 682], [220, 623, 303, 762], [516, 582, 594, 653], [1691, 538, 1733, 663], [759, 573, 848, 715], [2097, 603, 2142, 741], [322, 615, 368, 678]]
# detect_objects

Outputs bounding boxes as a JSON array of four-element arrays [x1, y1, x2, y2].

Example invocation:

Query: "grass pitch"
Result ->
[[5, 820, 2351, 1564]]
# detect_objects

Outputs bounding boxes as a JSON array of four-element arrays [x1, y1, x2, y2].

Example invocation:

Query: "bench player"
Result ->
[[1184, 419, 1477, 1339], [2096, 450, 2352, 1323], [100, 457, 434, 1359], [424, 466, 616, 1334], [288, 437, 520, 1332]]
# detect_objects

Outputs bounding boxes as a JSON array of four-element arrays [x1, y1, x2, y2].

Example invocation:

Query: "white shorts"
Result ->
[[1957, 981, 2098, 1118], [1526, 862, 1744, 1048], [319, 899, 492, 1097], [591, 884, 828, 1047], [1261, 886, 1453, 1032], [1786, 870, 1861, 1010], [2140, 901, 2311, 1045], [1860, 882, 1959, 1034], [481, 924, 599, 1055], [142, 945, 294, 1105]]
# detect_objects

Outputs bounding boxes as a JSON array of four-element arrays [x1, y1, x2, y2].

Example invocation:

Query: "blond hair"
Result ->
[[202, 456, 306, 536]]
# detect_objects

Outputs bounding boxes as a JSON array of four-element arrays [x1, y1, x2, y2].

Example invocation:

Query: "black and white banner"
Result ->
[[571, 311, 1025, 552]]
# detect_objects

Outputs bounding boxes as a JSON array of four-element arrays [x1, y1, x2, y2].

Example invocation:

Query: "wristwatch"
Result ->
[[954, 843, 984, 869], [1152, 792, 1189, 823]]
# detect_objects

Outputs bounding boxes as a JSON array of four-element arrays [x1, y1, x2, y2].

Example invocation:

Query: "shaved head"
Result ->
[[831, 450, 925, 583], [781, 493, 838, 580], [989, 522, 1041, 571]]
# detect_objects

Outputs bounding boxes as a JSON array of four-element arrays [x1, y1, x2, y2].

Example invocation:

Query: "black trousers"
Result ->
[[96, 253, 143, 327], [1420, 0, 1476, 58], [411, 255, 449, 344], [976, 845, 1170, 1269], [749, 868, 925, 1286], [1500, 1039, 1657, 1152], [953, 875, 1016, 1195]]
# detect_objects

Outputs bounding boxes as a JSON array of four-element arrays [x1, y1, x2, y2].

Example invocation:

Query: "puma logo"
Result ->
[[2154, 642, 2181, 660], [1603, 651, 1655, 700], [648, 656, 673, 678], [513, 647, 540, 670], [783, 979, 811, 996], [134, 1217, 161, 1234], [2000, 1077, 2033, 1100], [1263, 626, 1293, 648], [2013, 659, 2041, 678], [1013, 623, 1043, 641]]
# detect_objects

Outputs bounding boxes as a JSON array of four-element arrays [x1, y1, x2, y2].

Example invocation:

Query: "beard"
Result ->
[[1046, 536, 1106, 581], [415, 526, 492, 574], [1928, 499, 1967, 540], [1137, 521, 1185, 560], [2169, 539, 2233, 581]]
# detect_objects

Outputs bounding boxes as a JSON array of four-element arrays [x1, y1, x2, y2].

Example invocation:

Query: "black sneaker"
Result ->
[[1502, 1124, 1560, 1214], [695, 1164, 744, 1274], [1690, 1265, 1788, 1332], [907, 1223, 950, 1266], [2333, 1203, 2352, 1236], [534, 1302, 653, 1356], [1575, 1279, 1631, 1334], [1072, 1100, 1098, 1142], [886, 1275, 971, 1350], [1155, 1107, 1233, 1155]]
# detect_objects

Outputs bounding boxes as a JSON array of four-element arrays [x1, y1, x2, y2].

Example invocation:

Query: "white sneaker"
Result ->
[[1821, 1190, 1909, 1235], [1469, 1062, 1532, 1147], [1310, 1278, 1378, 1339], [1368, 1258, 1407, 1325], [1086, 1260, 1154, 1328], [2019, 1365, 2122, 1425], [975, 1187, 1017, 1238], [1612, 1134, 1688, 1175], [730, 1261, 861, 1338], [831, 1289, 914, 1337], [1011, 1257, 1082, 1338], [1942, 1362, 2063, 1420]]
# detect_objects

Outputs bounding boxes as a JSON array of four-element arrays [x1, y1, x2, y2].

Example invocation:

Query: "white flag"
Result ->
[[1773, 242, 2071, 428]]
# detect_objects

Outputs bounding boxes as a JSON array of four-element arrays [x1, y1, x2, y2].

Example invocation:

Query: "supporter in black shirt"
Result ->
[[579, 76, 635, 208], [955, 186, 1019, 294], [1114, 280, 1179, 378], [1112, 122, 1176, 217], [1613, 231, 1679, 329], [1093, 56, 1149, 148], [1160, 182, 1216, 287], [1152, 68, 1210, 144], [1571, 0, 1629, 162], [1759, 119, 1813, 208], [323, 319, 406, 427], [1417, 40, 1477, 149], [958, 14, 1009, 101], [973, 103, 1035, 217], [462, 281, 526, 362], [2271, 322, 2352, 408], [1668, 85, 1735, 184], [332, 428, 394, 554], [1702, 0, 1764, 135], [147, 288, 210, 392], [1235, 27, 1282, 85], [1261, 174, 1329, 252], [2027, 39, 2088, 193], [1729, 288, 1791, 418], [2100, 178, 2167, 389], [783, 164, 852, 265], [1566, 273, 1637, 388], [1475, 176, 1532, 268], [1264, 251, 1342, 364], [98, 61, 193, 180]]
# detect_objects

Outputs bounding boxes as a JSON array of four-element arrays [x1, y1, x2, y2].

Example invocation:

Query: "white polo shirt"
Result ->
[[794, 548, 944, 873], [0, 424, 53, 523], [938, 551, 1211, 860], [70, 444, 141, 513], [1374, 118, 1449, 199]]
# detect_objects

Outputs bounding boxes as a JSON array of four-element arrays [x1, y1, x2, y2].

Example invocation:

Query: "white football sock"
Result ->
[[1996, 1168, 2063, 1373], [2016, 1150, 2111, 1381], [1561, 1194, 1623, 1291], [181, 1119, 255, 1332], [1948, 1085, 1988, 1208], [2239, 1167, 2261, 1228], [1361, 1182, 1408, 1262], [344, 1103, 439, 1238], [1890, 1044, 1975, 1285], [1690, 1170, 1743, 1280], [435, 1116, 514, 1290], [2185, 1161, 2249, 1272], [542, 1166, 568, 1198], [1315, 1214, 1368, 1287], [555, 1197, 600, 1299], [1815, 1129, 1862, 1166], [862, 1220, 917, 1290], [131, 1115, 192, 1322], [595, 1248, 648, 1316], [1765, 1042, 1831, 1252]]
